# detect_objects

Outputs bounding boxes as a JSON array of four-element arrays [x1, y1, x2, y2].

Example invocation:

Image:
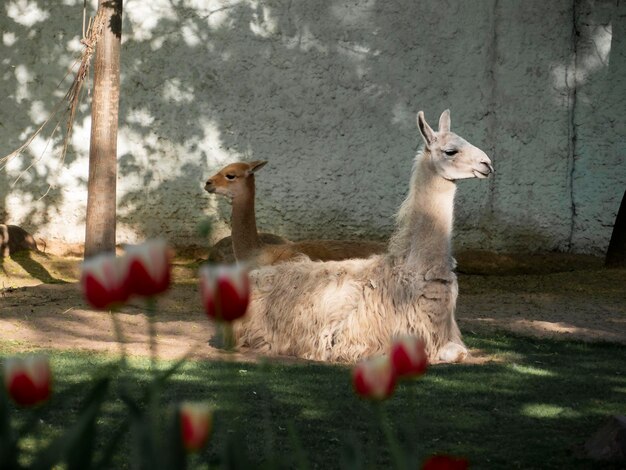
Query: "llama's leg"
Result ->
[[419, 276, 468, 363], [438, 278, 468, 362], [437, 341, 468, 363]]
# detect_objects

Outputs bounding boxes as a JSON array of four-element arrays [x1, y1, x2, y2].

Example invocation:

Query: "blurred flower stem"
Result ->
[[145, 296, 158, 372], [376, 402, 406, 470]]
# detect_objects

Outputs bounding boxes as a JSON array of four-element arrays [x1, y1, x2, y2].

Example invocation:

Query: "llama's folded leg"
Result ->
[[418, 276, 468, 363], [437, 341, 468, 363]]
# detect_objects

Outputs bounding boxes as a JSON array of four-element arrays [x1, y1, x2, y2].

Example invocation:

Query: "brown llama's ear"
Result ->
[[247, 160, 268, 175], [438, 109, 451, 133], [417, 111, 436, 146]]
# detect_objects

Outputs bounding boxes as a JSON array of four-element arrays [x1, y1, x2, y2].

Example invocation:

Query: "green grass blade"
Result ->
[[0, 384, 21, 470], [30, 376, 110, 470]]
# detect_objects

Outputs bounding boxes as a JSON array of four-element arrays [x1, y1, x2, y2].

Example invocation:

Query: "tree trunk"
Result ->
[[605, 190, 626, 268], [84, 0, 123, 259]]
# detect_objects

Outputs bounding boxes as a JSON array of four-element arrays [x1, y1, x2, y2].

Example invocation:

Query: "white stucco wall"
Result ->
[[1, 0, 624, 255]]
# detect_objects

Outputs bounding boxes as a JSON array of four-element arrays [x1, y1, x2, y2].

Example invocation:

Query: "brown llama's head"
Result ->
[[417, 110, 494, 181], [204, 160, 268, 199]]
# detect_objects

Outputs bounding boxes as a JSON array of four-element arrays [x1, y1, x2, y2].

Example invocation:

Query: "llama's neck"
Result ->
[[388, 149, 456, 274], [230, 179, 262, 261]]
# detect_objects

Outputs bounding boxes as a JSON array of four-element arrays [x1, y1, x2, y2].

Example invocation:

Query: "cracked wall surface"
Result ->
[[0, 0, 624, 255]]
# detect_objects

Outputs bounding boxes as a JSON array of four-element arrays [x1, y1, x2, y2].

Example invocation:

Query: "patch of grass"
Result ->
[[2, 332, 625, 469]]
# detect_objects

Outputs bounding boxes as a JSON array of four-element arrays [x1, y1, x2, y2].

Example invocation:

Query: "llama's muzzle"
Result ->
[[473, 161, 494, 178]]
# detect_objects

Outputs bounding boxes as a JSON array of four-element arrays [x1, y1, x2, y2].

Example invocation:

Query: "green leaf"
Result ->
[[338, 434, 365, 470], [287, 421, 310, 470], [31, 376, 110, 470], [161, 407, 186, 470], [221, 430, 254, 470], [0, 384, 21, 470], [153, 355, 189, 388], [130, 409, 161, 470], [123, 385, 162, 470], [197, 217, 215, 238], [93, 420, 130, 470]]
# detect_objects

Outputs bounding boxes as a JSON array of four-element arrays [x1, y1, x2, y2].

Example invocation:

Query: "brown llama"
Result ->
[[204, 162, 385, 266], [204, 161, 288, 264], [233, 110, 494, 363]]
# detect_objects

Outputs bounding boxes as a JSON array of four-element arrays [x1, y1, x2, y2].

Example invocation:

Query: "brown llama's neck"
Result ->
[[388, 149, 457, 274], [230, 177, 262, 261]]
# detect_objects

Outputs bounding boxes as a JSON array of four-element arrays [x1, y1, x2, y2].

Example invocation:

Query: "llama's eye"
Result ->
[[444, 149, 458, 157], [225, 174, 236, 180]]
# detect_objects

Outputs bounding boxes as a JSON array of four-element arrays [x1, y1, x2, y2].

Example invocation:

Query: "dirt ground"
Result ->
[[1, 250, 625, 364]]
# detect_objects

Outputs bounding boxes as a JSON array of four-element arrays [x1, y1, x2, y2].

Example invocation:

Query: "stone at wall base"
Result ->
[[0, 224, 39, 257]]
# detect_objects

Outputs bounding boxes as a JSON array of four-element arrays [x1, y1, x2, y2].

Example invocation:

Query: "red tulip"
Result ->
[[352, 356, 397, 400], [199, 264, 250, 322], [422, 455, 469, 470], [81, 252, 130, 310], [390, 336, 428, 378], [3, 355, 51, 406], [124, 239, 172, 297], [180, 402, 212, 452]]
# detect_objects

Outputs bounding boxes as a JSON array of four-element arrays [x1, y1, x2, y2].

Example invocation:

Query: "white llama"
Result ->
[[233, 110, 494, 363], [205, 162, 385, 266]]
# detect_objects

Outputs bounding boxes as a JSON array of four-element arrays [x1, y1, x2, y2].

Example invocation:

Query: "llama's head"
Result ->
[[204, 161, 267, 199], [417, 110, 493, 181]]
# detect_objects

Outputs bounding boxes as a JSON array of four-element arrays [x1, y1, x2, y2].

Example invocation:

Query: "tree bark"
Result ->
[[84, 0, 123, 259], [605, 190, 626, 268]]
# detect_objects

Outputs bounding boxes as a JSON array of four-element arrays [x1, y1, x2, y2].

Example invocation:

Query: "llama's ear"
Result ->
[[247, 160, 268, 175], [438, 109, 451, 133], [417, 111, 436, 146]]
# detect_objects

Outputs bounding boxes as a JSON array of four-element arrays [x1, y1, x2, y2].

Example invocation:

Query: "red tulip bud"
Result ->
[[81, 252, 130, 310], [390, 336, 428, 378], [180, 402, 212, 452], [422, 454, 469, 470], [3, 355, 51, 406], [124, 239, 172, 297], [199, 264, 250, 322], [352, 356, 396, 400]]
